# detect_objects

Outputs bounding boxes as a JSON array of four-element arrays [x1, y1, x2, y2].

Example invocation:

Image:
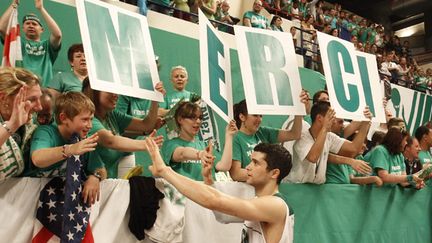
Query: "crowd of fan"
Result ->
[[142, 0, 432, 94]]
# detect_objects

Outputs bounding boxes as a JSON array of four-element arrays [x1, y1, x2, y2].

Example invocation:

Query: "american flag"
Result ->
[[32, 134, 94, 243]]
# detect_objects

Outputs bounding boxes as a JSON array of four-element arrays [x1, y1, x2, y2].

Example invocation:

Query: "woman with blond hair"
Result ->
[[0, 67, 43, 179]]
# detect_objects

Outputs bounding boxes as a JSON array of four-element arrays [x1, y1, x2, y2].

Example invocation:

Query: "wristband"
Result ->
[[92, 171, 103, 181], [407, 175, 416, 186], [2, 122, 13, 136]]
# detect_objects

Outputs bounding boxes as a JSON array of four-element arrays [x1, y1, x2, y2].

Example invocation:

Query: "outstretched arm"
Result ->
[[145, 137, 286, 223], [97, 129, 163, 152], [327, 153, 371, 175], [32, 133, 99, 168]]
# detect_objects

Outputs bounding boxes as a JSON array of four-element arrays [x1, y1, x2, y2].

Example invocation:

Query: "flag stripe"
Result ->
[[32, 227, 54, 243], [82, 223, 94, 243]]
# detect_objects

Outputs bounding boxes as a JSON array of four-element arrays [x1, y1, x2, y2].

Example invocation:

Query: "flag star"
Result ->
[[67, 230, 74, 240], [46, 186, 55, 195], [37, 200, 43, 208], [47, 199, 56, 209], [71, 191, 77, 201], [74, 155, 80, 161], [82, 217, 88, 225], [76, 205, 83, 213], [47, 212, 56, 222], [85, 206, 91, 214], [78, 186, 82, 193], [71, 172, 79, 182], [60, 201, 64, 204], [68, 211, 75, 221], [74, 223, 83, 233]]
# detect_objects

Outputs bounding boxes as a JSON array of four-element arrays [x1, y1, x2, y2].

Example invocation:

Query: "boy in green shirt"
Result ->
[[28, 92, 105, 205]]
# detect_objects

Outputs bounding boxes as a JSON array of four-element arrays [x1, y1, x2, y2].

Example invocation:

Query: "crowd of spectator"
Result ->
[[143, 0, 432, 94]]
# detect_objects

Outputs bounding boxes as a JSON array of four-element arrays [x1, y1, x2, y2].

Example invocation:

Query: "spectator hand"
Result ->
[[68, 133, 98, 156], [155, 82, 166, 96], [323, 108, 336, 131], [351, 159, 372, 175], [373, 176, 383, 187], [9, 86, 32, 130], [145, 136, 168, 177], [199, 141, 216, 166], [35, 0, 43, 10], [363, 106, 372, 120], [225, 120, 238, 137], [148, 129, 164, 147], [82, 175, 100, 205]]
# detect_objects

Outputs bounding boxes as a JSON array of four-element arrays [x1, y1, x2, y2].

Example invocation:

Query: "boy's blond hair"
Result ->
[[55, 92, 95, 124]]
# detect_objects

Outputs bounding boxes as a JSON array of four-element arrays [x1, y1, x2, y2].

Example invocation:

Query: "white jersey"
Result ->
[[240, 194, 294, 243]]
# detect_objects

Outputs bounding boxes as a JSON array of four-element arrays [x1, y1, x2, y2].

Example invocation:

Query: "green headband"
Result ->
[[22, 14, 42, 27]]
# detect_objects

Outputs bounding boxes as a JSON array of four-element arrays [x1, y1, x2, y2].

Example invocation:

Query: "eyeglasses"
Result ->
[[184, 115, 204, 121]]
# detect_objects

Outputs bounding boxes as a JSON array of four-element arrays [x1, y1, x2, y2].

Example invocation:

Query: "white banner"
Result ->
[[76, 0, 163, 102], [317, 32, 366, 121], [234, 25, 305, 115], [199, 10, 233, 123]]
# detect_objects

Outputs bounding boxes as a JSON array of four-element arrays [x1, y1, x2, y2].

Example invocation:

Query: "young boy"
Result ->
[[146, 139, 295, 243], [26, 92, 105, 204]]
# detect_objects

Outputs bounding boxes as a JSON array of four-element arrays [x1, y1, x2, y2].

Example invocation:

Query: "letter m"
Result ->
[[83, 1, 153, 90]]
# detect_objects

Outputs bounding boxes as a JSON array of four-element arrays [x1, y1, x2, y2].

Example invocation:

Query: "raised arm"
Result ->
[[35, 0, 62, 48], [215, 120, 238, 171], [277, 90, 309, 142], [306, 108, 335, 163], [145, 137, 286, 223], [338, 107, 371, 157], [0, 87, 31, 147], [125, 82, 165, 134], [0, 0, 18, 38]]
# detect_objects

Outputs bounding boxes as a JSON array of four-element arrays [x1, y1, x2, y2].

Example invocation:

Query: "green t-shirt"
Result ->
[[325, 163, 351, 184], [162, 137, 214, 181], [26, 124, 103, 177], [47, 71, 82, 93], [348, 22, 359, 37], [116, 95, 152, 119], [22, 38, 60, 87], [243, 11, 269, 29], [366, 145, 406, 176], [232, 126, 279, 168], [359, 27, 370, 44], [160, 90, 194, 110], [89, 110, 133, 178], [418, 150, 432, 165]]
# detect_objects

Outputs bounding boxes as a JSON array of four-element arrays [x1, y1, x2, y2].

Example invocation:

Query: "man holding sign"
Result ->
[[286, 101, 372, 184]]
